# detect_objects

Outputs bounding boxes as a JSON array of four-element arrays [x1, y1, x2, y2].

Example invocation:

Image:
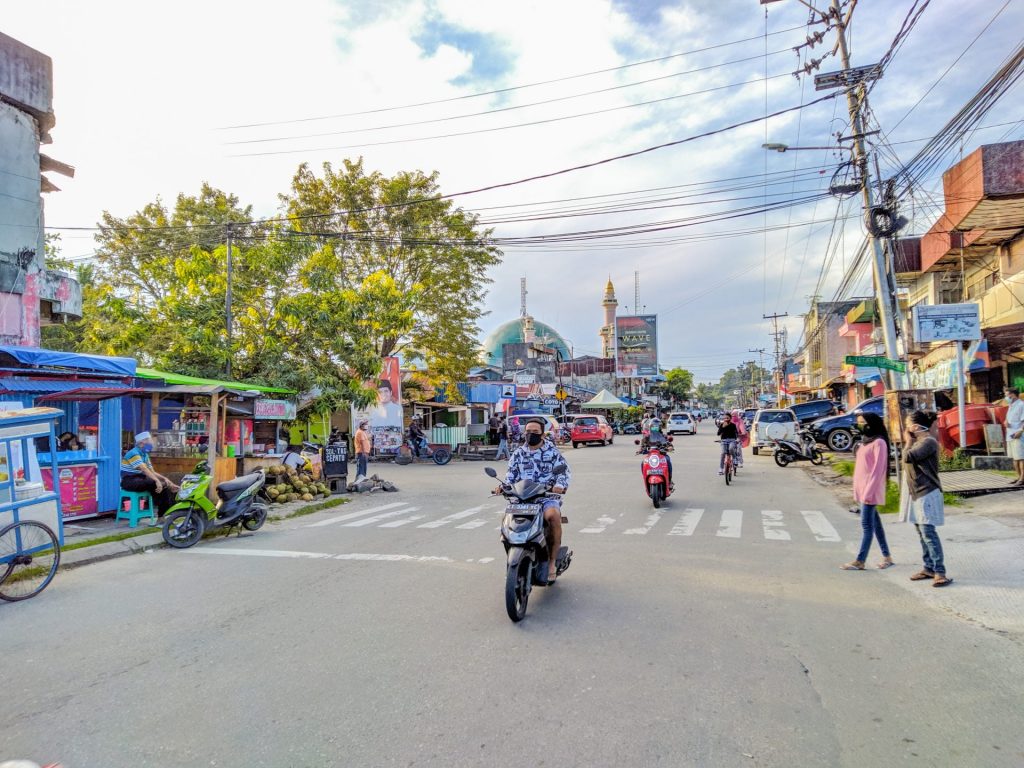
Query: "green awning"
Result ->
[[135, 367, 294, 395]]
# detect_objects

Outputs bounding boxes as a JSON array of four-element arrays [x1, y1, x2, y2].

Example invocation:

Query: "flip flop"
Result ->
[[840, 562, 865, 570], [877, 559, 895, 569], [933, 576, 953, 587], [909, 570, 935, 581]]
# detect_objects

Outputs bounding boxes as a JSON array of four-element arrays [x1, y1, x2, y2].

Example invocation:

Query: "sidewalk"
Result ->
[[803, 463, 1024, 643]]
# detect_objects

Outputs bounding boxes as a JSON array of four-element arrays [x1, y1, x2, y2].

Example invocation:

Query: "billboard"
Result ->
[[351, 356, 404, 455], [615, 315, 658, 378], [913, 303, 981, 343]]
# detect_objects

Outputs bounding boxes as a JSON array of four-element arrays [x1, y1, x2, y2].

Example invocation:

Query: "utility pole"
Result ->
[[827, 0, 905, 388], [225, 222, 234, 378], [763, 312, 788, 403], [748, 348, 766, 403]]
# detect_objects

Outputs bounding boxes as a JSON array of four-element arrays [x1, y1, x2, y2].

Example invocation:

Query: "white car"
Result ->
[[750, 408, 798, 455], [667, 412, 696, 435]]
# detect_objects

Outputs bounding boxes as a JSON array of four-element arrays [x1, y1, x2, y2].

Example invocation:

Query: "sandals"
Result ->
[[932, 575, 953, 588], [909, 570, 935, 581], [840, 561, 865, 570], [877, 558, 895, 569]]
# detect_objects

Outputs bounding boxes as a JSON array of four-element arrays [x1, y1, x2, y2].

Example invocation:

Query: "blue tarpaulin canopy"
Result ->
[[0, 346, 136, 377]]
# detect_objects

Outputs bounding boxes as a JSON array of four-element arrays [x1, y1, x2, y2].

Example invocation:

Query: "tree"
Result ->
[[279, 158, 501, 390], [658, 367, 694, 405]]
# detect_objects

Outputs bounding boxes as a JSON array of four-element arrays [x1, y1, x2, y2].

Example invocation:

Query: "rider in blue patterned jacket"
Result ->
[[502, 418, 572, 582]]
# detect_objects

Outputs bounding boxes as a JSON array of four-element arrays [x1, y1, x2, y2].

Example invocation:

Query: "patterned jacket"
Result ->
[[505, 438, 572, 491]]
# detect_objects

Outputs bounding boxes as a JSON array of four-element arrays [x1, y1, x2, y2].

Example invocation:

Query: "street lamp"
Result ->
[[762, 142, 846, 153]]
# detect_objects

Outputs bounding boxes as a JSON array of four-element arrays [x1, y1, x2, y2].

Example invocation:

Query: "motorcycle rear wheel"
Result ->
[[505, 560, 530, 622], [162, 508, 205, 549], [774, 451, 792, 468], [651, 483, 663, 509], [242, 503, 268, 531]]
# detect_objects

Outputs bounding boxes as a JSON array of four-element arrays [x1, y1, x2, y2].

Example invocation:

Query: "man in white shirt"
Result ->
[[1004, 387, 1024, 485]]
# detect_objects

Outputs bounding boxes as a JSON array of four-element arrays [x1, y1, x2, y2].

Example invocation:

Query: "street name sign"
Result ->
[[845, 355, 906, 373]]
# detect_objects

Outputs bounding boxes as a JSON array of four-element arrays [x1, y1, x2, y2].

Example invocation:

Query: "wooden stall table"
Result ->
[[150, 455, 236, 501]]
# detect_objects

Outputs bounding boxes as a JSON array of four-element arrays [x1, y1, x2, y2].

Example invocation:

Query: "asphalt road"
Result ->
[[3, 433, 1023, 767]]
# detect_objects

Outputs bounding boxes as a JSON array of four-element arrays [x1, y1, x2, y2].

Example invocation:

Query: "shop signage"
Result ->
[[41, 463, 98, 520], [500, 384, 516, 400], [845, 355, 906, 372], [615, 315, 659, 378], [253, 399, 297, 420], [913, 303, 981, 342]]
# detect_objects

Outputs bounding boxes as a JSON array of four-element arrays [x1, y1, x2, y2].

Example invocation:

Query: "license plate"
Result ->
[[508, 503, 541, 512], [647, 468, 664, 474]]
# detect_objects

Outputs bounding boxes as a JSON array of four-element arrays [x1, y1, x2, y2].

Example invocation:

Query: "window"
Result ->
[[576, 417, 597, 426], [757, 411, 795, 424]]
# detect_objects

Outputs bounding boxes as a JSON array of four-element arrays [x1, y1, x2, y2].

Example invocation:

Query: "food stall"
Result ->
[[0, 406, 65, 546], [126, 368, 295, 493], [0, 346, 141, 520]]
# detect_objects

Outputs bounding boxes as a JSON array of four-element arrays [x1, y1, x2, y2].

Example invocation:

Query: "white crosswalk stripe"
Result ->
[[624, 511, 662, 535], [379, 515, 425, 528], [761, 510, 790, 541], [580, 515, 617, 534], [717, 509, 743, 538], [800, 510, 841, 542], [455, 519, 490, 530], [345, 507, 419, 527], [669, 508, 704, 536], [418, 505, 492, 529], [304, 502, 408, 528]]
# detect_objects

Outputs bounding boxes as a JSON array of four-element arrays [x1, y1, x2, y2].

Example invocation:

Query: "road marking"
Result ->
[[344, 507, 419, 527], [761, 510, 790, 541], [801, 510, 841, 542], [717, 509, 743, 538], [379, 515, 425, 528], [580, 515, 617, 534], [418, 505, 490, 528], [334, 553, 453, 562], [183, 548, 334, 559], [456, 519, 489, 529], [669, 508, 704, 536], [625, 511, 662, 535], [478, 557, 495, 564], [304, 502, 408, 528]]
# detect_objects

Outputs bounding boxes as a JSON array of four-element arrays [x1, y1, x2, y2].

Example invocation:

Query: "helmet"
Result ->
[[650, 418, 662, 432]]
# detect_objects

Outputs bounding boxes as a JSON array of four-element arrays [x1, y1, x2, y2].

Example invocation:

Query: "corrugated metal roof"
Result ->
[[0, 379, 131, 393]]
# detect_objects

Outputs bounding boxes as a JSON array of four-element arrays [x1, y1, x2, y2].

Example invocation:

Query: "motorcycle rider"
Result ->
[[408, 417, 429, 457], [639, 417, 674, 489], [499, 417, 571, 583]]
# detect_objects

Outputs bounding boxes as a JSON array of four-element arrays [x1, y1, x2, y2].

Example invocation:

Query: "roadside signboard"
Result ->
[[615, 315, 658, 378], [913, 303, 981, 342], [253, 399, 297, 420], [500, 383, 516, 400], [845, 355, 906, 373]]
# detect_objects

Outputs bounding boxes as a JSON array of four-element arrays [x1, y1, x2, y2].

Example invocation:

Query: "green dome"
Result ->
[[482, 318, 571, 366]]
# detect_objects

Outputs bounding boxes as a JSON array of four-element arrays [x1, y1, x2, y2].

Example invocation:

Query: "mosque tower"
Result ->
[[600, 277, 618, 358]]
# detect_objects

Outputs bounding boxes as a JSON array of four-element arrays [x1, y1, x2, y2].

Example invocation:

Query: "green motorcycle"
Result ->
[[162, 462, 269, 549]]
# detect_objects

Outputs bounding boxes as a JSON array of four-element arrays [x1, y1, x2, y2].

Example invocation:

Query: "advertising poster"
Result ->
[[913, 303, 981, 342], [351, 356, 404, 455], [615, 315, 659, 378], [41, 463, 99, 520]]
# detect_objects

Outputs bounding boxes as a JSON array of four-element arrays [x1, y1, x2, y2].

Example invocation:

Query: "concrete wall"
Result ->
[[0, 31, 54, 125]]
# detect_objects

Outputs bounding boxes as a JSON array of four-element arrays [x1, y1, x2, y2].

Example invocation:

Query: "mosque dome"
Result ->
[[482, 318, 571, 366]]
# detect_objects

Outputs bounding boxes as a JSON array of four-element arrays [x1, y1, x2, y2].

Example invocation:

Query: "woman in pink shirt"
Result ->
[[841, 412, 894, 570]]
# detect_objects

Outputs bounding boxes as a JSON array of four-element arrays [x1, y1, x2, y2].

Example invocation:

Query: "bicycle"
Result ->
[[715, 440, 740, 486], [0, 520, 60, 602]]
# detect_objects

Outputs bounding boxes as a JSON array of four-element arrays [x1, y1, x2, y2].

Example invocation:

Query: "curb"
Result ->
[[60, 532, 166, 570]]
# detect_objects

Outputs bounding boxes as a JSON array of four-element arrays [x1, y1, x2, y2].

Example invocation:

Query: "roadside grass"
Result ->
[[878, 481, 963, 514], [832, 460, 855, 477], [269, 495, 348, 522], [62, 527, 154, 553]]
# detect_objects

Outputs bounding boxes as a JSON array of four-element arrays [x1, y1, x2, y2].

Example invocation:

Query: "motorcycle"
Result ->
[[484, 464, 572, 623], [162, 462, 269, 549], [772, 428, 824, 467], [395, 436, 453, 465], [635, 437, 674, 508]]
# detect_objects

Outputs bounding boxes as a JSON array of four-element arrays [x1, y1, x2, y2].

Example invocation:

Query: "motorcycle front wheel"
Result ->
[[774, 451, 792, 468], [505, 559, 530, 622], [810, 449, 824, 466], [162, 508, 205, 548], [242, 503, 269, 531]]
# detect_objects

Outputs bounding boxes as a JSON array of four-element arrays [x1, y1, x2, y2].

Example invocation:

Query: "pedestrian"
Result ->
[[488, 412, 500, 446], [354, 420, 371, 481], [495, 415, 510, 460], [1003, 386, 1024, 486], [841, 412, 894, 570], [899, 410, 953, 587]]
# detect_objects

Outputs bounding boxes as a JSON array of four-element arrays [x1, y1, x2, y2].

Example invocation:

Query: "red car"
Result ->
[[570, 415, 614, 447]]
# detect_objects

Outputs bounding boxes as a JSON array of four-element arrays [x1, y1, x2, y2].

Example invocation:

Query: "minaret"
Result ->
[[600, 277, 617, 358]]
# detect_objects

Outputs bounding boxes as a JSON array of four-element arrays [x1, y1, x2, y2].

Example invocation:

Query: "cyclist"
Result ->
[[717, 413, 740, 475]]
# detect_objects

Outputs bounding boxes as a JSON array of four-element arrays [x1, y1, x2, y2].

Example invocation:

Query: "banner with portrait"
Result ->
[[351, 356, 404, 455]]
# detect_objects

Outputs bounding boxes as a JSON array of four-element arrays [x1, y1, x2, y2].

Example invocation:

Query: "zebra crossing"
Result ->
[[304, 502, 846, 543]]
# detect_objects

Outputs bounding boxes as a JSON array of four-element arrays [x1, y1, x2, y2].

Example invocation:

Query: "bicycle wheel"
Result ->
[[725, 460, 733, 486], [0, 521, 60, 602]]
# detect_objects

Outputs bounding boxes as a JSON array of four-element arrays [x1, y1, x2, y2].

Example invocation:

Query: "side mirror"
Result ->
[[634, 439, 640, 445], [484, 467, 498, 478], [668, 436, 674, 442]]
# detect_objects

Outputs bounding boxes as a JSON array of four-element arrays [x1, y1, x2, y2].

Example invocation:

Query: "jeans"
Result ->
[[855, 504, 890, 562], [914, 523, 945, 575], [411, 436, 429, 456], [720, 439, 739, 470], [356, 453, 368, 479], [495, 437, 509, 460]]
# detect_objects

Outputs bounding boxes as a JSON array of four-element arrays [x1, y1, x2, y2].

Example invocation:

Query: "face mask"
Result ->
[[526, 433, 543, 447], [140, 443, 153, 454]]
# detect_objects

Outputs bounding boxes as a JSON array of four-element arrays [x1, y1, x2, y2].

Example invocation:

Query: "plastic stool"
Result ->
[[117, 490, 155, 528]]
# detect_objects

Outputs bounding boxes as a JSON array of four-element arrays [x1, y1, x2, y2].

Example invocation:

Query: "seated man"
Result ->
[[502, 418, 571, 583], [120, 431, 178, 515]]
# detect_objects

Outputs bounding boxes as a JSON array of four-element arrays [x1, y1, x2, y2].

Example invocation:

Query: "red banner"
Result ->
[[41, 463, 99, 520]]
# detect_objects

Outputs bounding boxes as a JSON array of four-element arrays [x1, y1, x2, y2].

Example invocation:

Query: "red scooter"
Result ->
[[635, 437, 674, 508]]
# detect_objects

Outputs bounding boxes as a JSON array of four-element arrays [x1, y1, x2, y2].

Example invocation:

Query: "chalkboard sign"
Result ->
[[323, 443, 348, 478]]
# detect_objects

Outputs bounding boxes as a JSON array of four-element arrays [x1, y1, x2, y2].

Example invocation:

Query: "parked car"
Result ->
[[809, 396, 884, 451], [570, 415, 614, 447], [667, 412, 696, 435], [789, 399, 840, 426], [750, 408, 799, 455], [742, 408, 758, 429]]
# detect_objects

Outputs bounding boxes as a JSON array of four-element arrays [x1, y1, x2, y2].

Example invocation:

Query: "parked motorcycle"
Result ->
[[635, 437, 674, 508], [772, 428, 824, 468], [162, 462, 269, 548], [485, 465, 572, 622]]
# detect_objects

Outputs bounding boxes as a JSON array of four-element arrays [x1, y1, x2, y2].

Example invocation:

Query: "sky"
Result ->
[[4, 0, 1024, 382]]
